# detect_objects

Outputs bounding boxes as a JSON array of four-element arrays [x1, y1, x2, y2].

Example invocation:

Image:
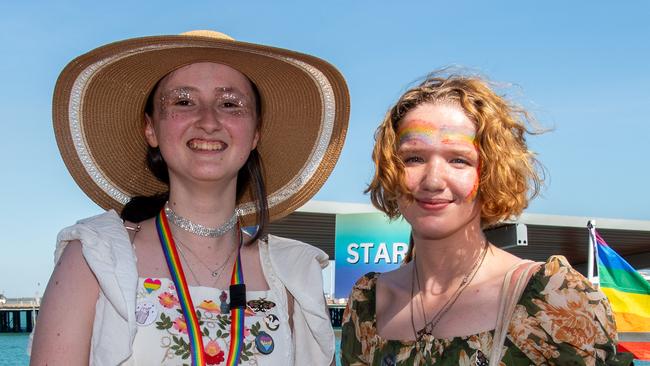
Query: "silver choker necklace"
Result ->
[[164, 203, 238, 238]]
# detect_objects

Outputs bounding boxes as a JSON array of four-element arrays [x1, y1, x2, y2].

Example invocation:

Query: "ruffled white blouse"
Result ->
[[32, 210, 334, 366]]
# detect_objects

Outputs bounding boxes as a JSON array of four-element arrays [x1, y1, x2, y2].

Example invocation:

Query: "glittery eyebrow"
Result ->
[[159, 87, 196, 106]]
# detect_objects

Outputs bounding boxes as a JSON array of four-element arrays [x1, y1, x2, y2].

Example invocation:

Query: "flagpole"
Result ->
[[587, 220, 597, 285]]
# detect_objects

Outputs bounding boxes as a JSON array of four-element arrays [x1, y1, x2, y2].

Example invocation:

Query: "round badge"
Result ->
[[264, 313, 280, 331], [255, 331, 274, 355], [135, 300, 158, 326]]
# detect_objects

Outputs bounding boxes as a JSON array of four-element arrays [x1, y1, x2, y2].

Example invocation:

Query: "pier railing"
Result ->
[[1, 299, 342, 332], [0, 300, 39, 310]]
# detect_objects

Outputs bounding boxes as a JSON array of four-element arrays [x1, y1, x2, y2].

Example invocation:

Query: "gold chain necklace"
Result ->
[[410, 242, 489, 341]]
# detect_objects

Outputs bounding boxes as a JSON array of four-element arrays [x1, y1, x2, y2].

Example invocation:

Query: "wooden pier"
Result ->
[[1, 297, 341, 332], [0, 297, 40, 333]]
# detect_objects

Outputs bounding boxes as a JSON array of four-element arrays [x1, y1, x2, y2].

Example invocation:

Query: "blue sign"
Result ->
[[334, 213, 411, 299]]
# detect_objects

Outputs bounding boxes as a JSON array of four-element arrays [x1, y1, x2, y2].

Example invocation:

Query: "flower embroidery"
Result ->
[[205, 340, 225, 365], [173, 316, 188, 334], [152, 291, 274, 364], [158, 291, 179, 309], [199, 300, 221, 314]]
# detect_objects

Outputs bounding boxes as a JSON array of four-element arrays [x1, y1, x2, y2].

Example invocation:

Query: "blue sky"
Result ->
[[1, 1, 649, 297]]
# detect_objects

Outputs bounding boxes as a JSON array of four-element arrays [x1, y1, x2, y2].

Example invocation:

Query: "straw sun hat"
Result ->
[[53, 30, 349, 224]]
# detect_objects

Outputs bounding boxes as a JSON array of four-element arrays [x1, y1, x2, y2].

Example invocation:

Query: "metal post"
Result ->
[[12, 311, 20, 332], [587, 220, 597, 285], [26, 309, 33, 332], [32, 291, 38, 332], [0, 311, 6, 332]]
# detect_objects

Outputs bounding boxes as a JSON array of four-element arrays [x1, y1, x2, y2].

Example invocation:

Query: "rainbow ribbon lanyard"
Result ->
[[156, 210, 246, 366]]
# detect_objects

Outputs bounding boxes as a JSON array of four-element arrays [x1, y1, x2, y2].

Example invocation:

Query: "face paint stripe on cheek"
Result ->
[[465, 160, 481, 202]]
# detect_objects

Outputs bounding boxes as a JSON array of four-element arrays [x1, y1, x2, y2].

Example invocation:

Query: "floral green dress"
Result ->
[[341, 256, 633, 366]]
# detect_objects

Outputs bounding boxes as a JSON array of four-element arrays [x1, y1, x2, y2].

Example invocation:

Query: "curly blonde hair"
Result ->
[[366, 73, 545, 228]]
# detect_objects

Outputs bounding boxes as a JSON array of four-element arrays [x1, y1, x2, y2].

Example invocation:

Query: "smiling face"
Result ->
[[144, 62, 259, 187], [397, 102, 481, 240]]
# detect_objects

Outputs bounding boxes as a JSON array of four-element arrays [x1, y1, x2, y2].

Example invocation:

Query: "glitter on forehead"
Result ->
[[68, 42, 337, 216], [215, 86, 237, 94]]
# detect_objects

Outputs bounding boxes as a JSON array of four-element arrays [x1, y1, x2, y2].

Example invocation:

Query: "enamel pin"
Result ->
[[264, 313, 280, 331], [255, 331, 274, 354]]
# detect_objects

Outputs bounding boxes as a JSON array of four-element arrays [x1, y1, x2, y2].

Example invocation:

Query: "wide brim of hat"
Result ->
[[53, 34, 349, 225]]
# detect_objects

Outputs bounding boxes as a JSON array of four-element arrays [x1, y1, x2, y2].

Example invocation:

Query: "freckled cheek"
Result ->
[[154, 124, 186, 148], [156, 109, 194, 126]]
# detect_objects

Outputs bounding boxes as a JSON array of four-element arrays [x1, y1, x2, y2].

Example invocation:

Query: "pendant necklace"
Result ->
[[411, 242, 489, 341], [176, 238, 238, 282]]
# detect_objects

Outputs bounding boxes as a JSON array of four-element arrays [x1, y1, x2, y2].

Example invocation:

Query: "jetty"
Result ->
[[0, 295, 40, 333]]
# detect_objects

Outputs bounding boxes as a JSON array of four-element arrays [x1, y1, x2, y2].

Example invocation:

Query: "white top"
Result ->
[[128, 278, 292, 365], [33, 210, 334, 366]]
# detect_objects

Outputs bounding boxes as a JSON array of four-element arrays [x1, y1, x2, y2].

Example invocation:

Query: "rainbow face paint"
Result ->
[[398, 119, 476, 148], [398, 120, 438, 146], [465, 173, 480, 202], [440, 131, 476, 147]]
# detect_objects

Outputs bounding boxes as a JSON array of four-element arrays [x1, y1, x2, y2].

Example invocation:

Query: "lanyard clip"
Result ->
[[229, 284, 247, 309]]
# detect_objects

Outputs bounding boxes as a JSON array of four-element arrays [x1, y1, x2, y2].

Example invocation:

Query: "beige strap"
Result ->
[[489, 260, 542, 364]]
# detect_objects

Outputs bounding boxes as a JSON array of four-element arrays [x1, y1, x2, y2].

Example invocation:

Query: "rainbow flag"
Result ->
[[594, 230, 650, 361]]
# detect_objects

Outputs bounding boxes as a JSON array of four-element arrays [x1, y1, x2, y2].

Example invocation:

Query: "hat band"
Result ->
[[68, 43, 336, 211]]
